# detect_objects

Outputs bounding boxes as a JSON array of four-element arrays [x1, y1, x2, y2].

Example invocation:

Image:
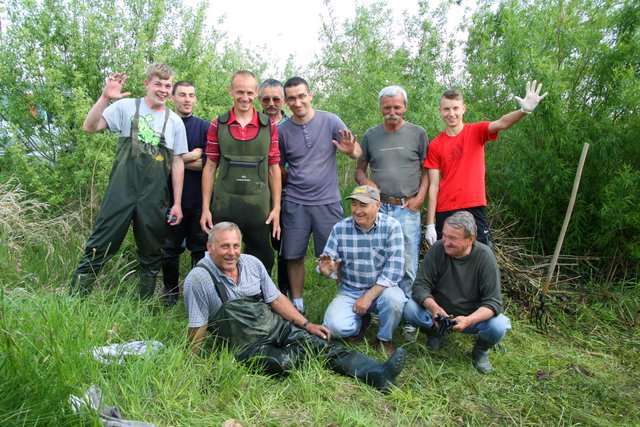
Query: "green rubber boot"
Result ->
[[471, 338, 493, 374], [69, 273, 96, 297], [138, 274, 157, 300]]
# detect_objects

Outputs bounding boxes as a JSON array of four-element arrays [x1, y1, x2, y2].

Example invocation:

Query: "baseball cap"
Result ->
[[346, 185, 380, 204]]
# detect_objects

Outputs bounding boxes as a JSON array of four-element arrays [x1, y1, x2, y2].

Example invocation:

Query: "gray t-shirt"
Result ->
[[103, 98, 188, 155], [183, 255, 281, 328], [278, 110, 348, 205], [359, 122, 428, 198]]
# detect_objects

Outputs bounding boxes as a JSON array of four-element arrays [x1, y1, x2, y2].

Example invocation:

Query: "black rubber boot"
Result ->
[[330, 347, 407, 392], [161, 258, 179, 305], [69, 273, 96, 297], [138, 274, 157, 300], [471, 338, 493, 374], [423, 326, 443, 351], [191, 251, 205, 268]]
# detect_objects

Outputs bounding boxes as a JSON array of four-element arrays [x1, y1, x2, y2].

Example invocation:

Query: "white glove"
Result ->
[[425, 224, 437, 245], [514, 80, 548, 114]]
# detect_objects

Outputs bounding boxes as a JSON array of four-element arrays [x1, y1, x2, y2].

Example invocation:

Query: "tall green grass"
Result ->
[[1, 184, 639, 426]]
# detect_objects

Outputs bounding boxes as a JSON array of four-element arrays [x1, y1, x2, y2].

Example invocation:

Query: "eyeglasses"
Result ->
[[260, 96, 282, 103], [285, 93, 309, 104]]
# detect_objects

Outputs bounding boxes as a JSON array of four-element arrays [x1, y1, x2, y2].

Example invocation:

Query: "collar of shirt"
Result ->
[[229, 107, 259, 128], [353, 213, 380, 233], [207, 256, 244, 286]]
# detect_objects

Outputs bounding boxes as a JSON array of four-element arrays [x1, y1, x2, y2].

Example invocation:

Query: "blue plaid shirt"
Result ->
[[322, 213, 405, 289]]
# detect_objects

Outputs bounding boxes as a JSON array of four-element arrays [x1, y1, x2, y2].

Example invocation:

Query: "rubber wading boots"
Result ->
[[424, 326, 444, 352], [138, 274, 157, 299], [335, 347, 408, 393], [161, 258, 180, 304], [471, 337, 494, 374], [69, 273, 96, 297]]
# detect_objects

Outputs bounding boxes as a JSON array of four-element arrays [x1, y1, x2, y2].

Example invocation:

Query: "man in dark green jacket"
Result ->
[[403, 211, 511, 373]]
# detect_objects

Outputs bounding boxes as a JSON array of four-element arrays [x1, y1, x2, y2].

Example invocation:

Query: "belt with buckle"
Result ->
[[380, 195, 413, 206]]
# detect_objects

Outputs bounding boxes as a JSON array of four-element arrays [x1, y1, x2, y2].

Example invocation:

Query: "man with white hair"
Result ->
[[355, 85, 429, 337]]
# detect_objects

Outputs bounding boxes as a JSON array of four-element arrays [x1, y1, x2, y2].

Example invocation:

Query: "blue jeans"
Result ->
[[324, 284, 407, 342], [402, 299, 511, 345], [379, 203, 421, 298]]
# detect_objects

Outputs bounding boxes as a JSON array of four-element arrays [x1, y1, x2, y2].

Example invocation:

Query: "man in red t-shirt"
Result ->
[[424, 81, 547, 248]]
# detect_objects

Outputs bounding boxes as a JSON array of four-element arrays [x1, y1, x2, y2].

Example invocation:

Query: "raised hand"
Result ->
[[102, 72, 131, 100], [332, 129, 356, 156], [514, 80, 548, 113]]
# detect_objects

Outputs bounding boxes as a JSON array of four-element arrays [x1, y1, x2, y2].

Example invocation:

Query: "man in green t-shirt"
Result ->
[[403, 211, 511, 373]]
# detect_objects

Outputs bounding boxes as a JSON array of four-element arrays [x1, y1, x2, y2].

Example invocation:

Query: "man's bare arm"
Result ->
[[269, 294, 331, 340], [354, 159, 377, 187], [168, 154, 184, 225], [404, 166, 430, 212], [488, 80, 548, 134], [200, 159, 217, 233], [83, 72, 131, 133], [266, 163, 282, 239], [425, 169, 440, 245]]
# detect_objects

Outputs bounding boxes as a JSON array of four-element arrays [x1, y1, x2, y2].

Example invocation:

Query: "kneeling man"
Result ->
[[318, 185, 407, 358], [404, 211, 511, 373], [184, 221, 406, 392]]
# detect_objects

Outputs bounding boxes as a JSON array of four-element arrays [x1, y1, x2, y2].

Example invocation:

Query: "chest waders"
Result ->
[[71, 99, 172, 298], [211, 112, 274, 272], [197, 264, 407, 391]]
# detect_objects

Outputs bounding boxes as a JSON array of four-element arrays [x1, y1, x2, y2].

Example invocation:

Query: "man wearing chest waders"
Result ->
[[200, 70, 282, 273], [70, 63, 188, 298]]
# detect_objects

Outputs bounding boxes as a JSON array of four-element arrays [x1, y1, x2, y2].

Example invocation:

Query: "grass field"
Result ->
[[1, 254, 638, 426], [1, 185, 638, 426]]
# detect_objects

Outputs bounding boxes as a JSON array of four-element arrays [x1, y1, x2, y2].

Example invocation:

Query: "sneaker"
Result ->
[[403, 324, 417, 341]]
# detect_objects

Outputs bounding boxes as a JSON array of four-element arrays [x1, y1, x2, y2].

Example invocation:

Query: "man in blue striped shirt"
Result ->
[[318, 185, 407, 358]]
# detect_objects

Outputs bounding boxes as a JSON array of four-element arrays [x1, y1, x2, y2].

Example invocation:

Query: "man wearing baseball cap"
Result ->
[[317, 185, 407, 358]]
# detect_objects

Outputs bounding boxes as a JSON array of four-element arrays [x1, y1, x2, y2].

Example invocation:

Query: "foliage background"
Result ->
[[2, 0, 636, 276], [0, 0, 639, 425]]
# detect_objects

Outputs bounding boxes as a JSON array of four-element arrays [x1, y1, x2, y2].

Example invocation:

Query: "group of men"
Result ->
[[70, 62, 547, 388]]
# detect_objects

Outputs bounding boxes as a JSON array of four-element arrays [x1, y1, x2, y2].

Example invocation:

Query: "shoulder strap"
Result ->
[[196, 264, 230, 303], [131, 98, 141, 157], [257, 111, 269, 127], [218, 111, 230, 124], [160, 107, 170, 137]]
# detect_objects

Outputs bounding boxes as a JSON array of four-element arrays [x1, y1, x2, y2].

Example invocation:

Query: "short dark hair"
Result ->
[[441, 89, 463, 102], [284, 76, 310, 92], [172, 80, 195, 95]]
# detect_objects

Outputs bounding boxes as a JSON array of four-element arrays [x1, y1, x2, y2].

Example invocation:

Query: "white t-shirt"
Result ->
[[103, 98, 187, 155]]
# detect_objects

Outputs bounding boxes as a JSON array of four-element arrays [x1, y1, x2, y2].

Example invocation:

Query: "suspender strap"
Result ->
[[131, 98, 141, 158], [161, 107, 170, 135], [196, 264, 230, 303]]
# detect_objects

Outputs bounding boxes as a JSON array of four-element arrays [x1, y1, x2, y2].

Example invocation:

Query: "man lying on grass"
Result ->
[[183, 221, 407, 392]]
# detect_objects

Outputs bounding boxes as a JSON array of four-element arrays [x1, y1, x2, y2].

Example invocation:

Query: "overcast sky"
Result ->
[[204, 0, 421, 74]]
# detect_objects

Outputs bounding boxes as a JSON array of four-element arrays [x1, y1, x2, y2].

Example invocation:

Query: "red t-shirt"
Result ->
[[205, 108, 280, 165], [423, 121, 498, 212]]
